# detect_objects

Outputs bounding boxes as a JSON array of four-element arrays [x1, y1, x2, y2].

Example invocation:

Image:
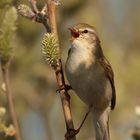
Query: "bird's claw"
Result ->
[[64, 128, 79, 140], [56, 85, 72, 93]]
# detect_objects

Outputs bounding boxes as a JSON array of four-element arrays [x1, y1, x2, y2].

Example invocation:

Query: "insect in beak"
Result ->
[[68, 28, 79, 38]]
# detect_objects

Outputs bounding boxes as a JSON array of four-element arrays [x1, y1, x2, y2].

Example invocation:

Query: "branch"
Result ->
[[1, 61, 21, 140], [18, 2, 51, 32], [28, 0, 39, 13], [45, 0, 76, 140]]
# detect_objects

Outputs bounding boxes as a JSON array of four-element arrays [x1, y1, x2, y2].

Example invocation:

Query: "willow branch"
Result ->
[[18, 2, 51, 32], [45, 0, 76, 140], [1, 61, 21, 140], [28, 0, 39, 13]]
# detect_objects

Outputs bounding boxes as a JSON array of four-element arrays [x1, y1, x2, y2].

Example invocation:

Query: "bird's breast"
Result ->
[[66, 44, 95, 72], [65, 46, 112, 108]]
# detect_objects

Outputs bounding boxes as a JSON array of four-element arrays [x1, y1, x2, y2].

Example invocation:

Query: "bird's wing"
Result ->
[[98, 57, 116, 110]]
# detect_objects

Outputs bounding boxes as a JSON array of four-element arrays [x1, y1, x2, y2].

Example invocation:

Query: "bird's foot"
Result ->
[[56, 85, 72, 100], [56, 84, 72, 93], [64, 128, 79, 140]]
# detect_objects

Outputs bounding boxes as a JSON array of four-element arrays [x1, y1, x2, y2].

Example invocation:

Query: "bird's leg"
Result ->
[[76, 105, 92, 132], [64, 105, 92, 140]]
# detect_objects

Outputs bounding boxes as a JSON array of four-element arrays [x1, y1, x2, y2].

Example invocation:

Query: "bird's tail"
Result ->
[[92, 107, 110, 140]]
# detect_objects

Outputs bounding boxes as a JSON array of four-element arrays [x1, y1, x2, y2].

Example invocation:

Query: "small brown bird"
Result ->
[[65, 23, 116, 140]]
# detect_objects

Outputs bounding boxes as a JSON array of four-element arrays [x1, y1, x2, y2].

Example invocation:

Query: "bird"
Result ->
[[65, 23, 116, 140]]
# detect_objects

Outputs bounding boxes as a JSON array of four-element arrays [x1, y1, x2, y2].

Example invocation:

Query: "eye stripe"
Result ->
[[78, 29, 88, 33], [78, 28, 96, 34]]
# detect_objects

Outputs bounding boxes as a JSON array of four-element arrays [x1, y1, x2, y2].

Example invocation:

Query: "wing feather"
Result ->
[[99, 57, 116, 110]]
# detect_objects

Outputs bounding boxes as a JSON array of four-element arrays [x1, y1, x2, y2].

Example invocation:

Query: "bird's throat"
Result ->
[[68, 43, 95, 71]]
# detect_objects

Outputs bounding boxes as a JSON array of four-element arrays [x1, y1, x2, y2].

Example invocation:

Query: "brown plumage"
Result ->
[[65, 23, 116, 140]]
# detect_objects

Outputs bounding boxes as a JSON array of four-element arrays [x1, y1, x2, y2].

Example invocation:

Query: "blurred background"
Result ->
[[0, 0, 140, 140]]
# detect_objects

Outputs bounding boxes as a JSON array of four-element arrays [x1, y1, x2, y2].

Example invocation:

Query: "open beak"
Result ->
[[68, 28, 79, 38]]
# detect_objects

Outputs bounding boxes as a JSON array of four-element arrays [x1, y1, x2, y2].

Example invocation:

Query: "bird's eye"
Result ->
[[83, 29, 88, 33]]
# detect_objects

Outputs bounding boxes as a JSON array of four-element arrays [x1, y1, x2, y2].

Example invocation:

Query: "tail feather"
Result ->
[[92, 107, 110, 140]]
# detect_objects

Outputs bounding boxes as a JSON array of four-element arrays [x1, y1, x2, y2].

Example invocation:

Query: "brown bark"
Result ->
[[46, 1, 76, 140]]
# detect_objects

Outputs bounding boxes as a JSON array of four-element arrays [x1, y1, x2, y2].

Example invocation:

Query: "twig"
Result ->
[[28, 0, 39, 13], [41, 4, 47, 15], [18, 3, 51, 32], [1, 60, 21, 140], [45, 0, 76, 140], [28, 0, 51, 32]]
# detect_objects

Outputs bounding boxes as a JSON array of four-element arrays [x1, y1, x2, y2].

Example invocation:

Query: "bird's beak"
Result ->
[[68, 28, 79, 38]]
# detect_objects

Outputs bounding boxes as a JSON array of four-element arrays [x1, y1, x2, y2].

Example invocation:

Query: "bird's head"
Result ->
[[69, 23, 99, 44]]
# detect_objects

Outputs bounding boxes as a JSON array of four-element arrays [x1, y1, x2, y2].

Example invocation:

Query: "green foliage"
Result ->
[[0, 7, 18, 65], [18, 4, 35, 20], [42, 33, 60, 70]]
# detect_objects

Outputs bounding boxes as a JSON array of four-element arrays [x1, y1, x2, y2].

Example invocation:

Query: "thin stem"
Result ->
[[41, 4, 47, 15], [29, 0, 39, 13], [46, 0, 76, 140], [46, 1, 57, 34], [19, 0, 51, 32], [1, 62, 21, 140]]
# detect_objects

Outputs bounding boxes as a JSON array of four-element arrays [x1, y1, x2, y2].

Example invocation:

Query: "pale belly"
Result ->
[[65, 54, 112, 109]]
